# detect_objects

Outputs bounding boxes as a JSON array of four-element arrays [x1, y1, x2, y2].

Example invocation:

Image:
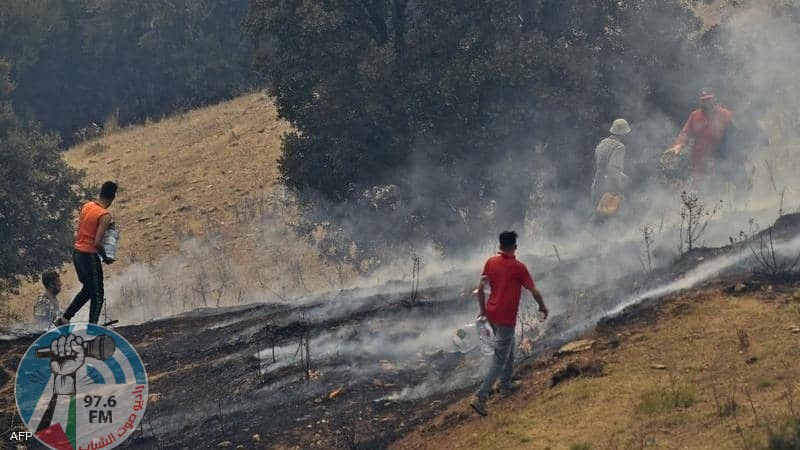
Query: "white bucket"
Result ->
[[103, 228, 120, 260]]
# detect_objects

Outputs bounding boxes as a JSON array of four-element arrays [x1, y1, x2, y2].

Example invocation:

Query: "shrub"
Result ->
[[637, 383, 696, 415], [766, 416, 800, 450], [85, 142, 110, 156], [570, 444, 592, 450]]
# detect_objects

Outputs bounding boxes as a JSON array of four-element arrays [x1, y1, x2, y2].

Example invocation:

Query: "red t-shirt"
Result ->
[[674, 106, 733, 176], [482, 253, 536, 327]]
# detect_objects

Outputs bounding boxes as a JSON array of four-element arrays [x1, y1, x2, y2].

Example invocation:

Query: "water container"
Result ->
[[476, 317, 495, 356], [103, 227, 120, 260], [453, 325, 479, 354]]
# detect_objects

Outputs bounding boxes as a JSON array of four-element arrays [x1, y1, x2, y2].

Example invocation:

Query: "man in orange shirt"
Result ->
[[669, 88, 733, 185], [54, 181, 117, 326], [470, 231, 548, 416]]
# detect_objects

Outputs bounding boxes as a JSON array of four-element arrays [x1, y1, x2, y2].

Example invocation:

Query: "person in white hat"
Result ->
[[591, 118, 631, 207]]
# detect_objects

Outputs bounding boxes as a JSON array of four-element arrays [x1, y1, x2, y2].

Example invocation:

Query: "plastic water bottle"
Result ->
[[476, 316, 495, 356], [102, 227, 120, 260]]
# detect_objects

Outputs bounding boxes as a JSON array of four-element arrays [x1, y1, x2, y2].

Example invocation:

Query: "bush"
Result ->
[[85, 142, 110, 156], [637, 383, 696, 415], [570, 444, 592, 450], [748, 220, 800, 281], [0, 60, 84, 292], [659, 148, 690, 182], [766, 416, 800, 450]]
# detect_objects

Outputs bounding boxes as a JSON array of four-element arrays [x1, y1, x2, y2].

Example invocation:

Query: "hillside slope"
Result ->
[[63, 91, 288, 259], [5, 92, 344, 323], [393, 278, 800, 449]]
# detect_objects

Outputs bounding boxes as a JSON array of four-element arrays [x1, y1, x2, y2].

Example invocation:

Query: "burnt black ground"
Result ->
[[2, 214, 798, 449]]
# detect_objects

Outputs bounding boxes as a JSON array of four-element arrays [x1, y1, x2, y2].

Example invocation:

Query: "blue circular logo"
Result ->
[[15, 324, 148, 450]]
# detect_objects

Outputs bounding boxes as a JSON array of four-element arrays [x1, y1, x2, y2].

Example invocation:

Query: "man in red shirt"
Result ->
[[470, 231, 548, 416], [670, 88, 733, 184]]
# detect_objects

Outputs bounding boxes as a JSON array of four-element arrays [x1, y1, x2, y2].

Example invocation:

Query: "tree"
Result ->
[[0, 0, 259, 143], [247, 0, 715, 256], [0, 59, 84, 292]]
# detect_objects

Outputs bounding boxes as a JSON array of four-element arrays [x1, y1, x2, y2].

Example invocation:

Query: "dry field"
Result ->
[[3, 92, 348, 324]]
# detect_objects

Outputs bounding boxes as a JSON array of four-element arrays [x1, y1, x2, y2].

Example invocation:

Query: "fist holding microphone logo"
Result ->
[[41, 334, 114, 396], [15, 324, 148, 450]]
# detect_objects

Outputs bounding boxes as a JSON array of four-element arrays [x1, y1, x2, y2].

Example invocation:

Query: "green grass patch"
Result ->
[[637, 383, 696, 415], [766, 416, 800, 450], [757, 377, 775, 390], [570, 444, 592, 450]]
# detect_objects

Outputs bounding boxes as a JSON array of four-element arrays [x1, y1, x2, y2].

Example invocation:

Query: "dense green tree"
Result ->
[[0, 0, 65, 74], [247, 0, 713, 255], [0, 0, 259, 143], [0, 59, 84, 292]]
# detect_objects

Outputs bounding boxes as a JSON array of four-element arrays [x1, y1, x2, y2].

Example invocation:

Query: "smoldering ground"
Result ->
[[104, 210, 800, 449]]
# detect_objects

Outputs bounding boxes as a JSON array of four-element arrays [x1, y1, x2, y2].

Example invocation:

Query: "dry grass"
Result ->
[[64, 90, 288, 259], [393, 285, 800, 449], [5, 91, 349, 321]]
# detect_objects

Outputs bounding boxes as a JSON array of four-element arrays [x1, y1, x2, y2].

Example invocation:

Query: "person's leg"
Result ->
[[88, 254, 104, 324], [63, 251, 93, 320], [499, 329, 517, 389], [476, 326, 515, 402]]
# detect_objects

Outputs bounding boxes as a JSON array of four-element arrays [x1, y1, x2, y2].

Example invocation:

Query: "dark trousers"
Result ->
[[64, 249, 104, 324]]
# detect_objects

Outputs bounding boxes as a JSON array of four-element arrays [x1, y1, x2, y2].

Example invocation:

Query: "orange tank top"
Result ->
[[74, 201, 110, 253]]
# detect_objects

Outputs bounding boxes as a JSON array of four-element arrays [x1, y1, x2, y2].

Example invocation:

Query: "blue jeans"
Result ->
[[476, 324, 515, 401]]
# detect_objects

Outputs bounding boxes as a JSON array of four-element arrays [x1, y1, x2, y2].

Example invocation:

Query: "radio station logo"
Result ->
[[15, 323, 148, 450]]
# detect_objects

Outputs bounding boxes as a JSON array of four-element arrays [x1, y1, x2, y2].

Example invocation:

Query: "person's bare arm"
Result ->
[[94, 214, 113, 263], [527, 286, 548, 319], [476, 276, 487, 318], [670, 114, 694, 154]]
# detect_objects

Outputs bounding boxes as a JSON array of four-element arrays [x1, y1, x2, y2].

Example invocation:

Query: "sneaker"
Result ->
[[498, 380, 522, 396], [52, 316, 70, 327], [469, 396, 488, 416]]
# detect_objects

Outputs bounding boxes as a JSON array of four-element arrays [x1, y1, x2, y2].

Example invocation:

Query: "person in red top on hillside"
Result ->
[[54, 181, 117, 326], [470, 231, 548, 416], [669, 88, 733, 185]]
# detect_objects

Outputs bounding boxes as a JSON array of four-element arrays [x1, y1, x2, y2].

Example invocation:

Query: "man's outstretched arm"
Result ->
[[671, 113, 695, 154], [527, 286, 548, 319]]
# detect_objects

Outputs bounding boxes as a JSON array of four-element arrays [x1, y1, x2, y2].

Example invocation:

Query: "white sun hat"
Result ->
[[610, 118, 631, 136]]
